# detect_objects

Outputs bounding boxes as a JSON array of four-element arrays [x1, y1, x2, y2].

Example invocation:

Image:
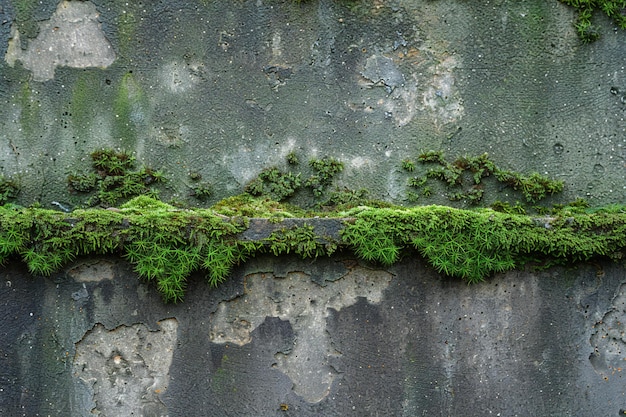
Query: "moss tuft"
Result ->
[[68, 148, 165, 207], [559, 0, 626, 42]]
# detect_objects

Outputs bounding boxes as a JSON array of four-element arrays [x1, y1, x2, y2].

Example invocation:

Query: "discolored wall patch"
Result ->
[[589, 282, 626, 381], [209, 263, 393, 403], [73, 319, 178, 416], [5, 1, 115, 81]]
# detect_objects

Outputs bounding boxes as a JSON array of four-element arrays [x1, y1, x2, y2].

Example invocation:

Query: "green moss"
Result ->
[[341, 204, 626, 283], [407, 151, 563, 206], [243, 155, 344, 202], [68, 148, 165, 207], [559, 0, 626, 42], [211, 194, 307, 218], [1, 192, 625, 302], [0, 176, 20, 205], [305, 157, 344, 197], [245, 167, 301, 201]]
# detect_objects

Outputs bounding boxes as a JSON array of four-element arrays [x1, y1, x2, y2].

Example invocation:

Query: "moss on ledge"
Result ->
[[1, 195, 625, 302]]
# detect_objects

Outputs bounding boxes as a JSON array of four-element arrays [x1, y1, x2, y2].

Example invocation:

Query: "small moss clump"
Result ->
[[68, 149, 165, 206], [406, 151, 563, 206], [559, 0, 626, 42], [244, 155, 344, 201], [0, 175, 20, 205], [245, 167, 302, 201], [305, 157, 344, 197]]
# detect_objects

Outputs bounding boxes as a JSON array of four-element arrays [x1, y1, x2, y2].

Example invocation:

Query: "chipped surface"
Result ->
[[5, 1, 115, 81], [67, 259, 115, 283], [73, 319, 178, 416], [209, 264, 393, 403]]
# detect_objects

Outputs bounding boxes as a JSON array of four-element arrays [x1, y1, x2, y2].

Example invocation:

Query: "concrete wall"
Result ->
[[1, 0, 626, 415], [1, 256, 626, 416], [0, 0, 625, 207]]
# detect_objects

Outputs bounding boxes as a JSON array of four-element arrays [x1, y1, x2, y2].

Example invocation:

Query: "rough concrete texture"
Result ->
[[73, 319, 177, 416], [1, 0, 626, 416], [0, 0, 624, 208], [0, 254, 625, 416], [5, 1, 115, 81]]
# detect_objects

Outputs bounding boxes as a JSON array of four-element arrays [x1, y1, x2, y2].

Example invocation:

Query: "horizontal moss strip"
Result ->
[[0, 195, 624, 302]]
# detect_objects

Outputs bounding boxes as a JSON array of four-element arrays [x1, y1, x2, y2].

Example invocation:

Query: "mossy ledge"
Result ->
[[1, 195, 625, 303]]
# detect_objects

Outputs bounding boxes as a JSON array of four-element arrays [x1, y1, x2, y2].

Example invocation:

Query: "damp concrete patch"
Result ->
[[5, 0, 115, 81], [73, 319, 178, 416], [209, 262, 393, 403]]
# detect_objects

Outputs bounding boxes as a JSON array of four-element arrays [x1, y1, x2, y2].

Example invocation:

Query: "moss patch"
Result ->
[[1, 194, 625, 302], [402, 151, 564, 206], [67, 148, 165, 207], [559, 0, 626, 42]]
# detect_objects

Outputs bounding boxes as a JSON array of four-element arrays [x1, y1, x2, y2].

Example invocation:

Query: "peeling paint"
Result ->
[[209, 264, 393, 403], [73, 319, 178, 416], [4, 1, 115, 82]]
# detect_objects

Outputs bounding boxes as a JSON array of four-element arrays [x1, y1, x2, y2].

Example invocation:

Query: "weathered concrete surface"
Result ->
[[0, 0, 624, 208], [1, 254, 625, 416], [5, 1, 115, 81]]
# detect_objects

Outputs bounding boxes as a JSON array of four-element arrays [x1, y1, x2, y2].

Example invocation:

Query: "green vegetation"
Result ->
[[67, 148, 165, 206], [245, 154, 344, 201], [1, 194, 625, 302], [405, 151, 563, 206], [0, 148, 617, 303], [342, 203, 626, 283], [559, 0, 626, 42], [305, 157, 344, 197], [187, 172, 214, 201], [0, 176, 20, 205], [245, 167, 302, 201]]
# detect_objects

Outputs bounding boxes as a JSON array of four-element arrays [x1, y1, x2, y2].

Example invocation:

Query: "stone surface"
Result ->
[[73, 320, 177, 416], [0, 255, 625, 416], [0, 0, 626, 415]]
